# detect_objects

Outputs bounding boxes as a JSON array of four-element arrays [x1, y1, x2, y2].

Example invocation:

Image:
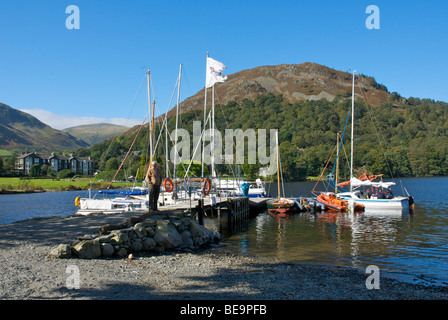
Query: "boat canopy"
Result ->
[[349, 177, 395, 189]]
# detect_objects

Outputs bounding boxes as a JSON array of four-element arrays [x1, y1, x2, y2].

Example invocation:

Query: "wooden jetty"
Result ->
[[158, 196, 268, 230]]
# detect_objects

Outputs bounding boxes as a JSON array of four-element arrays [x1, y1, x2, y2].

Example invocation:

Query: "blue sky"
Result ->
[[0, 0, 447, 129]]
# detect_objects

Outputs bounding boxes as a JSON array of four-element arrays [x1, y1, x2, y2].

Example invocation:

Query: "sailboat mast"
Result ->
[[201, 52, 209, 178], [336, 132, 339, 193], [150, 100, 155, 164], [146, 69, 152, 165], [276, 131, 280, 201], [173, 64, 182, 181], [211, 85, 215, 178], [350, 70, 356, 193]]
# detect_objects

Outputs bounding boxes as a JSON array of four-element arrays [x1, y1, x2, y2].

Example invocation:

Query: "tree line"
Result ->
[[68, 93, 448, 182]]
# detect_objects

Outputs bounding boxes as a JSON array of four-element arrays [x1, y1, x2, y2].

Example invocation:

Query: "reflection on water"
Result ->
[[0, 177, 447, 286], [220, 177, 448, 286]]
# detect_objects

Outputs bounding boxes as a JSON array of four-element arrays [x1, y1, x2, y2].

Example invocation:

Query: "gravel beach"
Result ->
[[1, 212, 447, 301]]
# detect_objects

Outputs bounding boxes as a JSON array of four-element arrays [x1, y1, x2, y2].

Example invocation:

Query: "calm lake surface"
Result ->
[[1, 177, 447, 286], [209, 177, 448, 286]]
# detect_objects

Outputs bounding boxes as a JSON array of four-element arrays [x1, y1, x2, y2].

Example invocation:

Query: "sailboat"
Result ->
[[266, 132, 295, 216], [75, 70, 156, 215], [336, 70, 414, 212]]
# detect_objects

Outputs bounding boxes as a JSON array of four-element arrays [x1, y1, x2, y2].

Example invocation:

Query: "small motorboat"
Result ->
[[317, 193, 348, 212]]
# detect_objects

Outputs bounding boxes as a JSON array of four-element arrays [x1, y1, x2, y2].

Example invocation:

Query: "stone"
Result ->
[[180, 230, 194, 248], [154, 220, 183, 249], [171, 218, 185, 232], [100, 243, 114, 257], [133, 223, 147, 238], [145, 227, 155, 237], [72, 240, 101, 259], [110, 230, 129, 245], [142, 237, 156, 252], [50, 244, 71, 259], [115, 247, 128, 259], [130, 240, 143, 252], [189, 222, 211, 248]]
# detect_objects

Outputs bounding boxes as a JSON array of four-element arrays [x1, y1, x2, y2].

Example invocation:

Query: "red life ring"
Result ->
[[202, 177, 211, 196], [163, 178, 174, 192]]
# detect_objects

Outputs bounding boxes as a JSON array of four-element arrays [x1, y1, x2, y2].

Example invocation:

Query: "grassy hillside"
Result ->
[[63, 123, 130, 146], [74, 93, 448, 181]]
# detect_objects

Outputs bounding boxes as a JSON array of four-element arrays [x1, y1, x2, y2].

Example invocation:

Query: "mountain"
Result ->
[[63, 123, 130, 146], [0, 103, 89, 152], [83, 62, 448, 180], [174, 62, 395, 116]]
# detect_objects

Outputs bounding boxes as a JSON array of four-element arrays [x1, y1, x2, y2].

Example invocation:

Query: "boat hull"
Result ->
[[338, 192, 409, 212], [266, 198, 295, 216]]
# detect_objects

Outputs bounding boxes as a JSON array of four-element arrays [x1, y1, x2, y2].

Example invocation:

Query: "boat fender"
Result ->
[[75, 196, 81, 207], [202, 177, 211, 196], [163, 178, 174, 193]]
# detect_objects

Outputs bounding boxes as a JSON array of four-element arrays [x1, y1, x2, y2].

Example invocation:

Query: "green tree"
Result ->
[[29, 164, 41, 177], [105, 158, 120, 171]]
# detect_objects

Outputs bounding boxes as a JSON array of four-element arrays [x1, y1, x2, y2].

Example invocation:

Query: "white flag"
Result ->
[[206, 57, 228, 88]]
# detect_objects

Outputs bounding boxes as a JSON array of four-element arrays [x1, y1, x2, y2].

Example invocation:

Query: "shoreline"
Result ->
[[0, 213, 447, 300]]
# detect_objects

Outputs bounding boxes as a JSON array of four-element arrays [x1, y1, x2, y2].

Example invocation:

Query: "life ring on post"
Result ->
[[163, 178, 174, 192], [202, 177, 211, 196], [75, 196, 81, 207]]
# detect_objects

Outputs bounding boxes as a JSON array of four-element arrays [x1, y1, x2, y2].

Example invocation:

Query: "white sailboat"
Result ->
[[75, 70, 156, 215], [336, 70, 414, 213]]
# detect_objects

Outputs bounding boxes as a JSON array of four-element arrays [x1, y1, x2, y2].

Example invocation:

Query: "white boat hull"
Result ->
[[338, 192, 409, 212]]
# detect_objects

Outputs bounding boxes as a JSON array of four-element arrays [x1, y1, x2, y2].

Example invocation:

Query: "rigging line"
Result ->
[[359, 85, 396, 182], [326, 106, 351, 190], [214, 88, 241, 180], [107, 113, 149, 189], [312, 145, 337, 193], [102, 74, 146, 164]]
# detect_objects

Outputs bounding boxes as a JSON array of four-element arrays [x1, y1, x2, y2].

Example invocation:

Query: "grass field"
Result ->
[[0, 177, 132, 192], [0, 149, 14, 157]]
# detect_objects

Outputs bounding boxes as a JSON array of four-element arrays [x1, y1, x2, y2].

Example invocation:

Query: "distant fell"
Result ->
[[63, 123, 130, 146], [174, 62, 393, 116], [0, 103, 89, 152]]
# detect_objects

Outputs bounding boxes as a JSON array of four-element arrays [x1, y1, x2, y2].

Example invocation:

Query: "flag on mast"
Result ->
[[206, 57, 228, 88]]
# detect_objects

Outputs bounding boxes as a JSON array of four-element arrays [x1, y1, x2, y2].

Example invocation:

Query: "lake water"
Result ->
[[1, 177, 447, 286], [209, 177, 448, 286]]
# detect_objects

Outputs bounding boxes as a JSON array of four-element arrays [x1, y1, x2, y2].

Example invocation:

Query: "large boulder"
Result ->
[[189, 222, 214, 248], [72, 240, 101, 259], [50, 244, 71, 259], [153, 220, 183, 249]]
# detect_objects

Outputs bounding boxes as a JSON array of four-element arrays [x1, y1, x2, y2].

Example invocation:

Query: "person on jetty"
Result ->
[[146, 161, 163, 211]]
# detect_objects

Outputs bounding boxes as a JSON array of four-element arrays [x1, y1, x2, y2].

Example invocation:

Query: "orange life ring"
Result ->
[[163, 178, 174, 192], [202, 177, 211, 196]]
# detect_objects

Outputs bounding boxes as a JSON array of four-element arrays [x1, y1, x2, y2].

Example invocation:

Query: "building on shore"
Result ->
[[15, 152, 94, 176]]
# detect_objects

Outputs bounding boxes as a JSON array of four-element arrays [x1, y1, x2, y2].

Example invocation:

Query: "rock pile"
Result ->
[[50, 215, 221, 259]]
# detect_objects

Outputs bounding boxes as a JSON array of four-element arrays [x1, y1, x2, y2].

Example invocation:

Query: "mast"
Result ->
[[173, 64, 182, 182], [350, 70, 356, 193], [150, 100, 155, 164], [276, 131, 280, 201], [146, 70, 152, 164], [211, 85, 215, 178], [335, 132, 339, 193], [201, 52, 209, 178]]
